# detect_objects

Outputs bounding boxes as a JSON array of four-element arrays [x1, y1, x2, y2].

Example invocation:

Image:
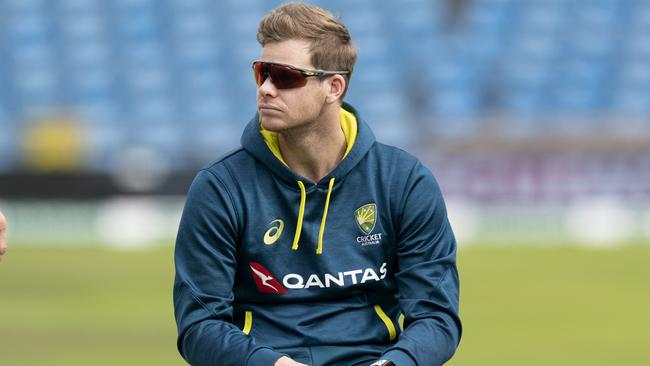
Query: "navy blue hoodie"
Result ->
[[174, 103, 461, 366]]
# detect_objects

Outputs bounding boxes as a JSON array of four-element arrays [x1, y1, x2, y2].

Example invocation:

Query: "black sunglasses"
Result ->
[[252, 61, 350, 89]]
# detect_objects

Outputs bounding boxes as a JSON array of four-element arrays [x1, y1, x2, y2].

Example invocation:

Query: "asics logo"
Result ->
[[263, 219, 284, 245]]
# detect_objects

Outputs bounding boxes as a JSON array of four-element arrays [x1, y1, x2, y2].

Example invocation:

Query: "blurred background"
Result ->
[[0, 0, 648, 365]]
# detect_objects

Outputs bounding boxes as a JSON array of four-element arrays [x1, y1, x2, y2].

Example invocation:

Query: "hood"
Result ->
[[240, 102, 376, 254]]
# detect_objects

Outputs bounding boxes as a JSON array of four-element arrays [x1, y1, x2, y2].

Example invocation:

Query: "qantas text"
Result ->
[[282, 263, 387, 289]]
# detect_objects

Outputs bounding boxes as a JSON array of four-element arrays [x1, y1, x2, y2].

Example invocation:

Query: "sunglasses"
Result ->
[[252, 61, 350, 89]]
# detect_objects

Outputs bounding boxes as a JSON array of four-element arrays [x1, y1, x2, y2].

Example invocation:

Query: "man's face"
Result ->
[[256, 39, 329, 132]]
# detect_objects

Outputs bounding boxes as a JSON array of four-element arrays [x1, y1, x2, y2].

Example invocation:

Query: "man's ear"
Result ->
[[325, 74, 346, 104]]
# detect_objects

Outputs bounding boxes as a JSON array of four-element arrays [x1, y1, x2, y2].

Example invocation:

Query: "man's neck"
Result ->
[[278, 106, 346, 183]]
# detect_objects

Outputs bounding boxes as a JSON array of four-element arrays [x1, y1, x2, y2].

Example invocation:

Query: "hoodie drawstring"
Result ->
[[317, 177, 335, 254], [292, 181, 307, 250], [292, 178, 336, 254]]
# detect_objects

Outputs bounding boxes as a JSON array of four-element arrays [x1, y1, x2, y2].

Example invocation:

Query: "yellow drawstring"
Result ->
[[292, 178, 335, 254], [317, 177, 335, 255], [292, 181, 307, 250]]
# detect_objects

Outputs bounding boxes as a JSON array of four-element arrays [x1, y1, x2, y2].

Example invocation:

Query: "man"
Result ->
[[0, 210, 7, 261], [174, 3, 461, 366]]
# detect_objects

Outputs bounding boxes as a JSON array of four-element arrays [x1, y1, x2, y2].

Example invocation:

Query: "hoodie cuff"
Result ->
[[246, 347, 285, 366], [382, 350, 417, 366]]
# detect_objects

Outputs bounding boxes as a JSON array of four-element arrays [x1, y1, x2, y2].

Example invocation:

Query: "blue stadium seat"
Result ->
[[3, 0, 48, 16], [2, 0, 650, 173], [518, 1, 565, 31], [465, 0, 517, 35], [66, 69, 117, 107], [0, 124, 19, 172], [349, 92, 415, 147], [612, 57, 650, 114], [187, 117, 246, 164], [82, 118, 128, 172], [612, 87, 650, 114]]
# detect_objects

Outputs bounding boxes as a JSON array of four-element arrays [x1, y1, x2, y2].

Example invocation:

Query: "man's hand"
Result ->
[[0, 210, 7, 262], [368, 360, 396, 366], [274, 356, 309, 366]]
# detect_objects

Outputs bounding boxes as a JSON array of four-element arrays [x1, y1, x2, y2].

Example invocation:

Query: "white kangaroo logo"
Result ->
[[250, 265, 279, 292]]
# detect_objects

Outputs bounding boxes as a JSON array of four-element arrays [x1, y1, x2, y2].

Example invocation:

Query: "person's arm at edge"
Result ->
[[0, 210, 7, 261], [381, 159, 462, 366], [174, 169, 287, 366]]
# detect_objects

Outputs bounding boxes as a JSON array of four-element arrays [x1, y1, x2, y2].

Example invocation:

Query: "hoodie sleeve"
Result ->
[[381, 160, 462, 366], [173, 169, 285, 366]]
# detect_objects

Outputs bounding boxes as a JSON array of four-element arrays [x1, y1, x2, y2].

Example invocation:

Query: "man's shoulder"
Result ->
[[201, 146, 252, 173], [189, 147, 258, 193], [191, 147, 257, 186], [370, 142, 439, 190], [371, 141, 421, 168]]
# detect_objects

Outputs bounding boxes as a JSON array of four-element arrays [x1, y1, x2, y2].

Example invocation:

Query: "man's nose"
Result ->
[[258, 75, 277, 96]]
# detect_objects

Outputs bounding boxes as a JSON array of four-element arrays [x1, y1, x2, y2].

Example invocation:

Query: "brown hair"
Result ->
[[257, 2, 357, 98]]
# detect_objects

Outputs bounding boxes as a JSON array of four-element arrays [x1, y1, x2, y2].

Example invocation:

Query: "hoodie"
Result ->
[[173, 102, 461, 366]]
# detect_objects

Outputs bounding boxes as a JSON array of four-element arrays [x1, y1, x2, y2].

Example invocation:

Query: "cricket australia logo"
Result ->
[[355, 203, 377, 234], [355, 203, 383, 246]]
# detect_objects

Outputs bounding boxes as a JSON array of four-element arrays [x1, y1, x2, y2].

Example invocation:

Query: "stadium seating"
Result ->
[[0, 0, 648, 173]]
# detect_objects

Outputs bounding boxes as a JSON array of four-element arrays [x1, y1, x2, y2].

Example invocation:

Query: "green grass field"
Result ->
[[1, 245, 649, 365]]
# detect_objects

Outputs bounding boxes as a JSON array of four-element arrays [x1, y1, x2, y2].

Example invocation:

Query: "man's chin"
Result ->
[[260, 116, 289, 132]]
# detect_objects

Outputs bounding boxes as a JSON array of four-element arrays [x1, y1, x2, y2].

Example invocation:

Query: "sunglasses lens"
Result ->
[[269, 64, 307, 89], [253, 62, 308, 89], [253, 62, 265, 86]]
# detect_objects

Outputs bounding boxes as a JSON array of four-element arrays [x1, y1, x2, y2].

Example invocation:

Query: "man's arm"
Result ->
[[381, 161, 462, 366], [0, 210, 7, 261], [174, 170, 286, 366]]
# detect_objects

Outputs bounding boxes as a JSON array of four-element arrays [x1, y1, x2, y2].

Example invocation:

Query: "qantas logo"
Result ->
[[249, 262, 288, 294], [284, 262, 387, 289], [249, 262, 387, 294]]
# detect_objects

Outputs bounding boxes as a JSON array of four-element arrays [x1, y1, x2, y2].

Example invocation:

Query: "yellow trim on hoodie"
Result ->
[[242, 311, 253, 335], [316, 177, 336, 254], [259, 126, 287, 166], [292, 181, 307, 250], [374, 305, 397, 341], [339, 108, 357, 158], [260, 107, 358, 166]]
